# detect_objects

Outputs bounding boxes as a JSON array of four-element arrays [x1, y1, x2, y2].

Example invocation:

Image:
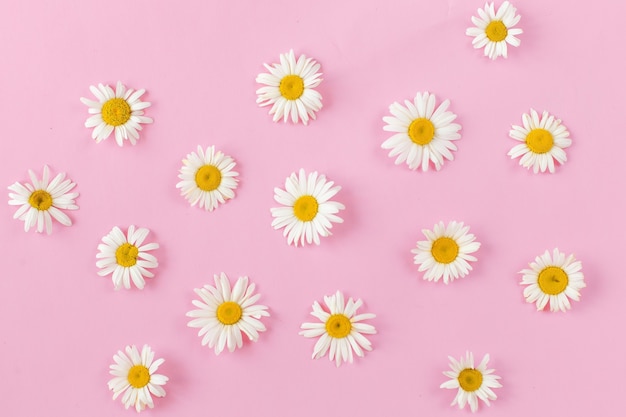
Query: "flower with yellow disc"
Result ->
[[466, 1, 522, 59]]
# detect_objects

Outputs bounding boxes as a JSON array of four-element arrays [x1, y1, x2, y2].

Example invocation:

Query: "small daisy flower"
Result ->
[[96, 225, 159, 290], [440, 352, 502, 413], [271, 169, 345, 247], [508, 109, 571, 173], [8, 165, 79, 234], [80, 81, 153, 146], [256, 49, 323, 125], [412, 221, 481, 284], [382, 92, 462, 172], [520, 248, 585, 312], [300, 291, 376, 367], [187, 273, 269, 355], [108, 344, 168, 413], [175, 145, 239, 211], [466, 1, 523, 60]]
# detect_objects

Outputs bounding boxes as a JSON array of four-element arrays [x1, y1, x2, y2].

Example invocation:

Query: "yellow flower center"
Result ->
[[525, 128, 554, 154], [279, 75, 305, 100], [458, 368, 483, 392], [293, 195, 319, 222], [325, 314, 352, 338], [28, 190, 53, 211], [115, 243, 139, 267], [431, 237, 459, 264], [195, 165, 222, 192], [485, 20, 508, 42], [101, 98, 131, 126], [127, 365, 150, 388], [537, 266, 569, 295], [216, 301, 243, 325], [408, 118, 435, 145]]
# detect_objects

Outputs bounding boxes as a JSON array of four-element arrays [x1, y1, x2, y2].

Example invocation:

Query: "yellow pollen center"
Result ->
[[115, 243, 139, 267], [216, 301, 243, 325], [408, 118, 435, 145], [293, 195, 319, 222], [127, 365, 150, 388], [537, 266, 569, 295], [101, 98, 131, 126], [195, 165, 222, 192], [431, 237, 460, 264], [458, 368, 483, 392], [28, 190, 53, 211], [486, 20, 508, 42], [525, 128, 554, 154], [279, 75, 305, 100], [325, 314, 352, 338]]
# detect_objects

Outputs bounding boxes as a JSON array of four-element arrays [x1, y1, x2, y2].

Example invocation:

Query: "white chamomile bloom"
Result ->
[[520, 248, 585, 312], [96, 225, 159, 290], [8, 165, 79, 235], [411, 221, 481, 284], [440, 352, 502, 413], [382, 92, 462, 171], [466, 1, 523, 60], [175, 145, 239, 211], [80, 81, 153, 146], [187, 273, 269, 355], [271, 169, 345, 247], [508, 109, 571, 173], [256, 49, 323, 125], [300, 291, 376, 367], [108, 344, 168, 413]]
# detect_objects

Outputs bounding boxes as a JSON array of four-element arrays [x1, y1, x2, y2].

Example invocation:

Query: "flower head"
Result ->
[[466, 1, 523, 59]]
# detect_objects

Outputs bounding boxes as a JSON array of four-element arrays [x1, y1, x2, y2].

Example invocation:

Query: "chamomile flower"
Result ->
[[508, 109, 571, 173], [299, 291, 376, 367], [270, 169, 345, 247], [107, 344, 168, 413], [96, 225, 159, 290], [520, 248, 585, 312], [466, 1, 523, 60], [80, 81, 153, 146], [187, 273, 269, 355], [256, 49, 323, 125], [440, 352, 502, 413], [412, 221, 480, 284], [8, 165, 79, 234], [382, 92, 461, 171]]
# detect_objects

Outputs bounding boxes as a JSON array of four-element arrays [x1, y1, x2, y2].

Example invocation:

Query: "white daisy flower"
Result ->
[[108, 344, 168, 413], [440, 352, 502, 413], [96, 225, 159, 290], [411, 221, 481, 284], [270, 169, 345, 247], [299, 291, 376, 367], [175, 145, 239, 211], [256, 49, 323, 125], [520, 248, 585, 312], [508, 109, 571, 173], [186, 273, 269, 355], [466, 1, 523, 60], [80, 81, 153, 146], [8, 165, 79, 235], [382, 92, 462, 172]]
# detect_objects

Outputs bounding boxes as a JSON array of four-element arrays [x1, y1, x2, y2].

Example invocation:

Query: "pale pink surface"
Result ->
[[0, 0, 622, 415]]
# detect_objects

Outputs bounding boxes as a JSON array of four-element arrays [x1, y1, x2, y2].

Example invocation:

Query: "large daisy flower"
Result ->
[[8, 165, 79, 234], [270, 169, 345, 247], [300, 291, 376, 367], [520, 248, 585, 312], [508, 109, 571, 173], [256, 49, 323, 125], [440, 352, 502, 413], [80, 81, 153, 146], [175, 145, 239, 211], [411, 221, 480, 284], [466, 1, 523, 60], [186, 273, 269, 355], [96, 225, 159, 290], [108, 344, 168, 412], [382, 92, 461, 171]]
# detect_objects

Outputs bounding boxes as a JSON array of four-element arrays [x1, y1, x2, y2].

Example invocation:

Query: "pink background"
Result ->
[[0, 0, 622, 414]]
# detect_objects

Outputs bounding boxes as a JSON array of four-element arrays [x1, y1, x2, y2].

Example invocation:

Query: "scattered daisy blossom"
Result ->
[[108, 344, 168, 412], [440, 352, 502, 413], [80, 81, 153, 146], [382, 92, 461, 171], [299, 291, 376, 367], [412, 221, 480, 284], [187, 273, 269, 355], [520, 248, 585, 312], [256, 49, 323, 125], [271, 169, 344, 247], [508, 109, 571, 173], [96, 225, 159, 290], [8, 165, 79, 234], [466, 1, 522, 60]]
